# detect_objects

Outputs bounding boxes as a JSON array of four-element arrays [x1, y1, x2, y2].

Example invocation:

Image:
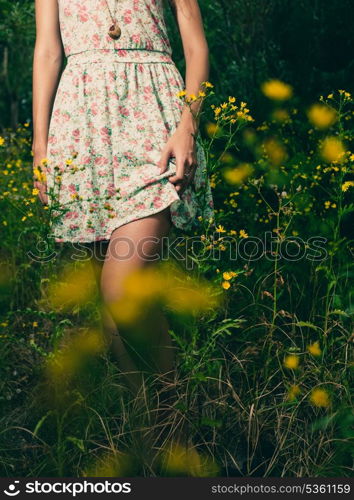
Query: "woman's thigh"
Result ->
[[101, 207, 172, 301]]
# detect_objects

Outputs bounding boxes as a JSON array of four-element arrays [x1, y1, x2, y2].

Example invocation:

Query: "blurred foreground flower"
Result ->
[[159, 439, 219, 477], [47, 262, 96, 311], [84, 451, 138, 477], [110, 263, 221, 326], [223, 163, 254, 185], [205, 122, 223, 138], [261, 79, 293, 101], [263, 137, 288, 165], [45, 328, 106, 383], [307, 104, 337, 129], [287, 384, 301, 401], [320, 137, 345, 163], [309, 388, 330, 408]]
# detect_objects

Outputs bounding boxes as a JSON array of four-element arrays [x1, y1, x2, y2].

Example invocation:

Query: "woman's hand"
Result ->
[[157, 126, 198, 194], [32, 148, 49, 205]]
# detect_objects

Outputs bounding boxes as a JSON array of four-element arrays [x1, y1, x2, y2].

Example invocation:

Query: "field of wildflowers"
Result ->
[[0, 80, 353, 477]]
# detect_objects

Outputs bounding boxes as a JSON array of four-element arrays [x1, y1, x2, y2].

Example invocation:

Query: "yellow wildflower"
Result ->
[[33, 167, 46, 183], [239, 229, 248, 238], [215, 225, 226, 233], [287, 384, 301, 401], [307, 341, 322, 356], [342, 181, 354, 192], [222, 281, 231, 290], [0, 137, 5, 146], [187, 93, 197, 102], [283, 355, 300, 370], [176, 90, 187, 98]]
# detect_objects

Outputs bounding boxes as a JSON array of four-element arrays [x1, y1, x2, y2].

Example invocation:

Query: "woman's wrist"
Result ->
[[178, 112, 199, 135], [32, 142, 48, 155]]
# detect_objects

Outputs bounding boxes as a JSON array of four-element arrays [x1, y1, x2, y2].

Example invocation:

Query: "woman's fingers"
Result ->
[[168, 152, 198, 193], [34, 180, 48, 205], [168, 155, 186, 191], [157, 147, 173, 174]]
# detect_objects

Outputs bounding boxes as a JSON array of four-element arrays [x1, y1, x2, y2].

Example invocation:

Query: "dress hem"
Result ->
[[51, 194, 182, 244]]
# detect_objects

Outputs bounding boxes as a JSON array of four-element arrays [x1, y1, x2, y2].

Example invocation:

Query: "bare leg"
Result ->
[[100, 208, 176, 393], [85, 215, 183, 456]]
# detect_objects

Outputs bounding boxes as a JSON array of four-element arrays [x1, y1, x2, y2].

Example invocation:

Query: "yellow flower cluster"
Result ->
[[176, 81, 214, 103], [324, 200, 337, 209], [33, 158, 48, 183], [221, 270, 238, 290], [342, 181, 354, 192], [211, 98, 254, 124]]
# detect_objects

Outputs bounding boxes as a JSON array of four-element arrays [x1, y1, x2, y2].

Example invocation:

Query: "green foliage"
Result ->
[[0, 83, 353, 476], [0, 0, 35, 127]]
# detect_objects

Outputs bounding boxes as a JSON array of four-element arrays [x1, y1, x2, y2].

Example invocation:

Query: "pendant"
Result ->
[[108, 22, 121, 40]]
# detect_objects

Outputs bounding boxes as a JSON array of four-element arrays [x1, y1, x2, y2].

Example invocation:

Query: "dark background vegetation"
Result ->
[[0, 0, 354, 129]]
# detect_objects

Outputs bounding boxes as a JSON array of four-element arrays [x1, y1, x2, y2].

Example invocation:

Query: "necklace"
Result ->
[[104, 0, 122, 40]]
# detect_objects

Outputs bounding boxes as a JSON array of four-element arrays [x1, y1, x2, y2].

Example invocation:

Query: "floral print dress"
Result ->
[[46, 0, 214, 243]]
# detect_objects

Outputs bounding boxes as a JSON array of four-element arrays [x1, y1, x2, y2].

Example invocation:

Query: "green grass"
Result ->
[[0, 85, 353, 477]]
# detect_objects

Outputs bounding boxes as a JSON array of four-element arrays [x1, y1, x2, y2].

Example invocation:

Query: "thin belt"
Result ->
[[66, 48, 174, 66]]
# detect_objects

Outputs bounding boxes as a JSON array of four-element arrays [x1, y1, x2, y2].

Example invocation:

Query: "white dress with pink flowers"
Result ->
[[45, 0, 214, 243]]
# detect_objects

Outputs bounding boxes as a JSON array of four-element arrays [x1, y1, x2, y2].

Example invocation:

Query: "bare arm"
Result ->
[[159, 0, 210, 192], [32, 0, 64, 203], [170, 0, 210, 133]]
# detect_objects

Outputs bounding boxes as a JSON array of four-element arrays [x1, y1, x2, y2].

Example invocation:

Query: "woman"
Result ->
[[32, 0, 213, 397]]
